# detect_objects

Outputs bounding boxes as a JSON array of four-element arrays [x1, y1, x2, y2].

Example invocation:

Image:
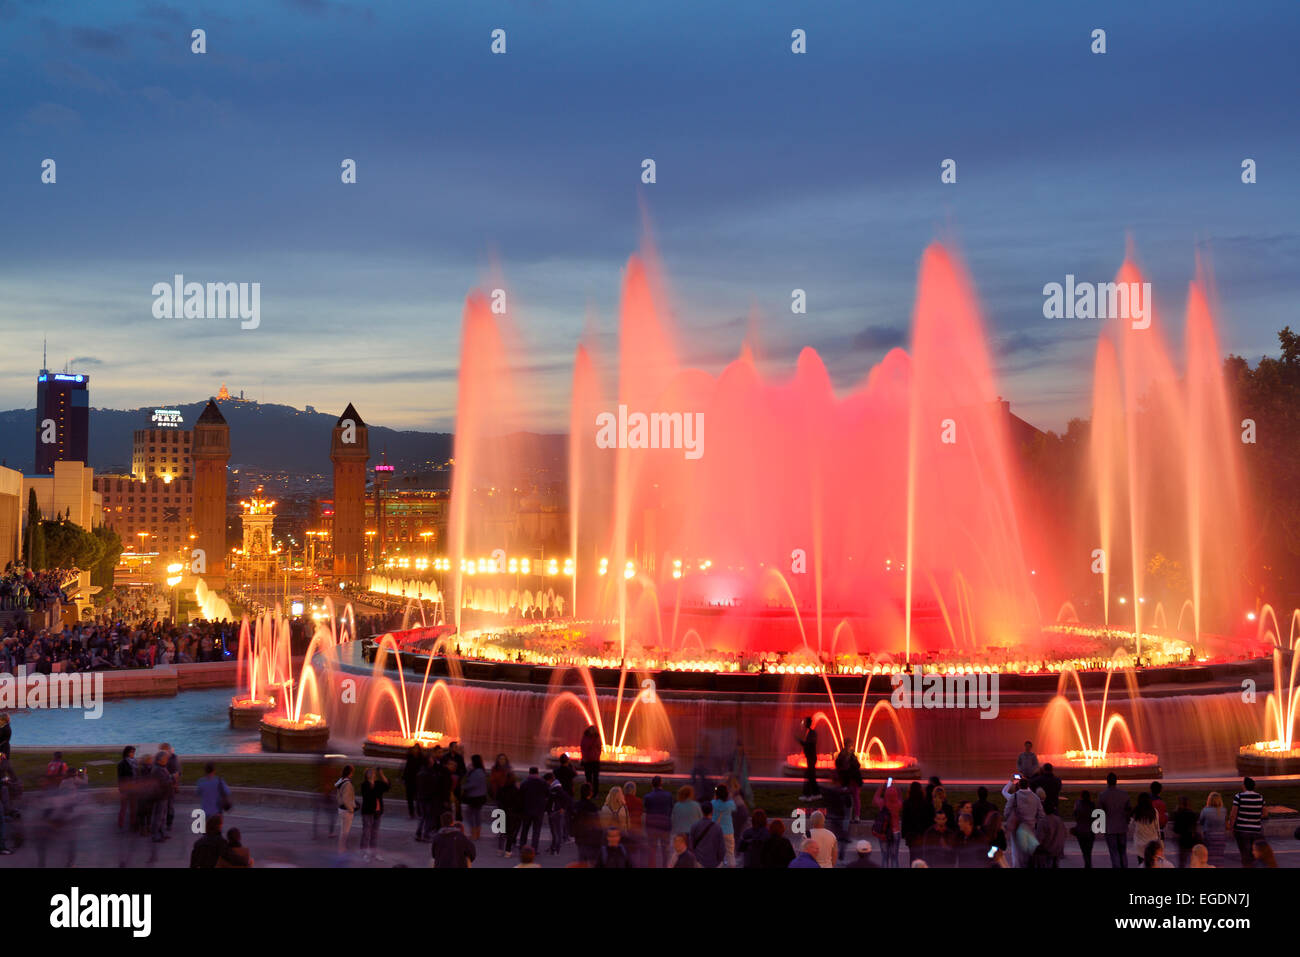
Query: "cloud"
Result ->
[[23, 101, 82, 130], [44, 60, 123, 95], [70, 26, 126, 54], [137, 85, 236, 122], [280, 0, 376, 22], [138, 1, 187, 25], [282, 0, 330, 15], [850, 324, 908, 352], [69, 356, 104, 366]]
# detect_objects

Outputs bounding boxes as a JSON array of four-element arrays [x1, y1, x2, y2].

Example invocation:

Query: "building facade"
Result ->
[[32, 370, 90, 474], [0, 466, 22, 569], [132, 422, 193, 482], [93, 473, 194, 558], [22, 460, 101, 606]]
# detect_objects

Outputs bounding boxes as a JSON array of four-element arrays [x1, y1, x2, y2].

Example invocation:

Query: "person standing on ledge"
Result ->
[[580, 725, 602, 797], [1016, 741, 1040, 780], [797, 716, 820, 801], [728, 739, 753, 808]]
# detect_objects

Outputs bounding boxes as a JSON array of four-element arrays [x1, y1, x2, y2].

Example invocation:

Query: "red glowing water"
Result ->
[[445, 238, 1250, 660]]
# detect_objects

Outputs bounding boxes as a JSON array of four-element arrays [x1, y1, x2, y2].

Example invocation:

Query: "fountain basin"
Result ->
[[362, 730, 451, 758], [229, 696, 276, 729], [1236, 743, 1300, 776], [1041, 751, 1161, 780], [545, 746, 674, 775], [781, 752, 922, 779], [259, 714, 331, 752]]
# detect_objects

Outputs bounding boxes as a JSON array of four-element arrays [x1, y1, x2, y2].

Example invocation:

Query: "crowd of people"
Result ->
[[112, 744, 251, 867], [0, 725, 1283, 869], [0, 577, 401, 678], [325, 728, 1279, 868], [309, 733, 1284, 869], [0, 616, 238, 674], [822, 740, 1279, 871], [321, 742, 767, 868], [0, 564, 77, 613]]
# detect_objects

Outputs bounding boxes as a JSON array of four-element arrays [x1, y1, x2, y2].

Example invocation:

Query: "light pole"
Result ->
[[166, 563, 183, 621]]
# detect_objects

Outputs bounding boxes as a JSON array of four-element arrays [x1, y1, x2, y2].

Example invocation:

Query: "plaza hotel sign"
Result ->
[[151, 408, 183, 428]]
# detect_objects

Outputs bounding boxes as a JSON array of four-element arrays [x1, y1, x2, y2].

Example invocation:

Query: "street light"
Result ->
[[166, 562, 183, 621]]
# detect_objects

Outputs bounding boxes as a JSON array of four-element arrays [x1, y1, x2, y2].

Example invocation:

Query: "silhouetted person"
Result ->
[[797, 716, 820, 800]]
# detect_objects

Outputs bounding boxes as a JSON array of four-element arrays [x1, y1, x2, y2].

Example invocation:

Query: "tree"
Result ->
[[1226, 326, 1300, 598], [41, 519, 103, 571], [90, 524, 123, 592], [23, 487, 45, 569]]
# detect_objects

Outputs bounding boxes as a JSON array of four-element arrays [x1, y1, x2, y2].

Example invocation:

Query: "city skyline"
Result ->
[[1, 0, 1297, 431]]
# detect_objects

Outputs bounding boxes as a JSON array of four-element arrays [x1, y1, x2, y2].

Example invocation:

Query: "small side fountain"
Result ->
[[540, 664, 674, 773], [1038, 666, 1160, 779], [259, 620, 339, 752], [1237, 646, 1300, 775], [362, 634, 462, 757], [229, 612, 289, 728], [782, 676, 920, 778]]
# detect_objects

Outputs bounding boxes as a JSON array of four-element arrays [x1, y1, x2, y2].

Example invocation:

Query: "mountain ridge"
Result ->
[[0, 398, 458, 475]]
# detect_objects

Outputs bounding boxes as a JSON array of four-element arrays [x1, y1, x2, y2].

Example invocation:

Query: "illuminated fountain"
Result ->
[[539, 663, 674, 772], [1238, 644, 1300, 775], [259, 621, 339, 753], [338, 234, 1283, 778], [781, 676, 920, 778], [1038, 666, 1160, 778], [431, 236, 1263, 678], [439, 242, 1046, 667], [228, 611, 290, 729], [361, 633, 463, 757], [194, 578, 233, 622]]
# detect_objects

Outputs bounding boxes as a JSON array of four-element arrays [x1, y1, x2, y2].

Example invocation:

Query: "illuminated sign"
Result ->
[[151, 409, 183, 427], [39, 373, 86, 383], [374, 465, 395, 472]]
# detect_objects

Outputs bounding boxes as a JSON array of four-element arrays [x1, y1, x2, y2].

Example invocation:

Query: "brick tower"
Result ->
[[331, 403, 369, 579], [191, 398, 230, 589]]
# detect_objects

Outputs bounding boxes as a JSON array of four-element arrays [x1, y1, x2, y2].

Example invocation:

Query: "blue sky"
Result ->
[[0, 0, 1296, 431]]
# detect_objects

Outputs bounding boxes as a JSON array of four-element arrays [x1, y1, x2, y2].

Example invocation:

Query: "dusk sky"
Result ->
[[1, 0, 1297, 432]]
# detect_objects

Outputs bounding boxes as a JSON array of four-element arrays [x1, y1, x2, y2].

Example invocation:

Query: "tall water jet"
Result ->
[[905, 243, 1037, 660]]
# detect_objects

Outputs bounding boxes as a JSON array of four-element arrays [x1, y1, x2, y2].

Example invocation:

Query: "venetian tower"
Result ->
[[331, 403, 369, 578], [191, 398, 230, 589]]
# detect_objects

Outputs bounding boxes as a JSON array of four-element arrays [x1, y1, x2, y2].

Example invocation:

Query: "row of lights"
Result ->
[[460, 556, 575, 576], [598, 557, 715, 580]]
